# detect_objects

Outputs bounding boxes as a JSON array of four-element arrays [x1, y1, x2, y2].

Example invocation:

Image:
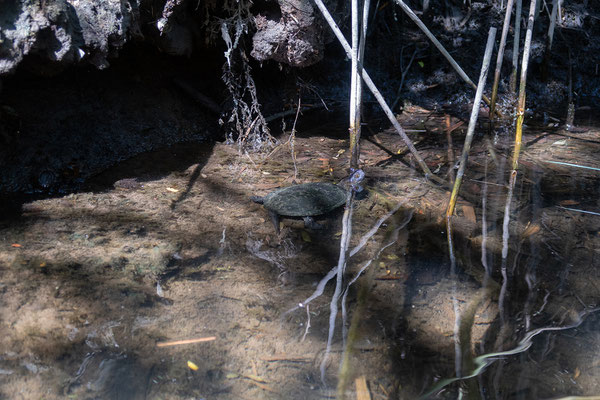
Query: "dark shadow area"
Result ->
[[0, 42, 222, 207]]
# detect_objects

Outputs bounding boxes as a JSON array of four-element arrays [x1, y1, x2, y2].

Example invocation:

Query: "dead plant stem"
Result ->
[[349, 0, 362, 170], [512, 0, 537, 172], [320, 191, 354, 384], [289, 97, 302, 180], [391, 47, 418, 112], [445, 26, 496, 381], [446, 27, 497, 224], [541, 0, 559, 80], [510, 0, 523, 93], [490, 0, 515, 127]]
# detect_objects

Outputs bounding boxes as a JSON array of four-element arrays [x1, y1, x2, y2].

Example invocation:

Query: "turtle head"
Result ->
[[250, 195, 265, 204]]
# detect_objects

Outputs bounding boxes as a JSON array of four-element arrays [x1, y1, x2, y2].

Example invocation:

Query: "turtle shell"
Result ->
[[262, 182, 347, 217]]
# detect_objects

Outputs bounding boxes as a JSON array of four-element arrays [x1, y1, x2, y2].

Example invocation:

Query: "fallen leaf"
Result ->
[[559, 199, 579, 206], [522, 223, 541, 238], [355, 376, 372, 400], [166, 187, 179, 193], [187, 361, 199, 371], [301, 230, 311, 242], [462, 205, 477, 223], [11, 244, 21, 248], [574, 367, 581, 380]]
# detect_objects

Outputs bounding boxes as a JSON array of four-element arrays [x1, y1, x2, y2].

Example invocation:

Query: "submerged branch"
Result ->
[[320, 189, 355, 384]]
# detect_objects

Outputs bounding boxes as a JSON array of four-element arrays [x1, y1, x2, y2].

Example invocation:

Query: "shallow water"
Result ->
[[1, 112, 599, 399]]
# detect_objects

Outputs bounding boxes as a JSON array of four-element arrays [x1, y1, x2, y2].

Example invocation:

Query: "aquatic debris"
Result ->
[[85, 321, 121, 350], [187, 361, 199, 371], [355, 376, 372, 400], [300, 230, 311, 242], [259, 354, 312, 363], [245, 237, 298, 269], [156, 336, 217, 347]]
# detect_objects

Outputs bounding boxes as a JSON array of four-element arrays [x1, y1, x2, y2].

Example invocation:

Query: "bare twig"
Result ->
[[490, 0, 516, 126], [264, 103, 322, 123], [289, 97, 302, 180], [301, 304, 311, 342], [391, 47, 418, 112], [156, 337, 217, 347], [445, 115, 456, 183], [541, 0, 559, 80]]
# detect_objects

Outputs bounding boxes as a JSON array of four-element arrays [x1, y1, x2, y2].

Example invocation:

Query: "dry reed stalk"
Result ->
[[510, 0, 523, 93], [541, 0, 559, 80], [320, 0, 367, 386], [446, 27, 497, 226], [512, 0, 537, 172], [445, 30, 496, 381], [490, 0, 516, 126], [499, 0, 537, 329], [349, 0, 361, 170]]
